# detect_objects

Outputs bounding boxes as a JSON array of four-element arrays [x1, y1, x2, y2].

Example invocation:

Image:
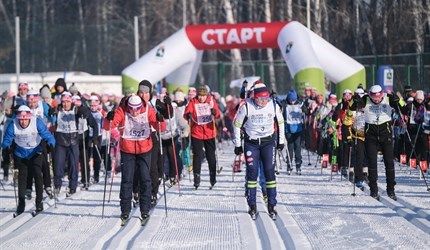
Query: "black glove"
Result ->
[[211, 108, 217, 116], [186, 113, 192, 120], [164, 95, 172, 105], [106, 111, 115, 121], [156, 112, 164, 122], [92, 137, 101, 149], [277, 143, 284, 150], [387, 92, 399, 103], [182, 137, 189, 149], [48, 106, 57, 116], [234, 146, 243, 155], [47, 144, 55, 156], [270, 90, 277, 99]]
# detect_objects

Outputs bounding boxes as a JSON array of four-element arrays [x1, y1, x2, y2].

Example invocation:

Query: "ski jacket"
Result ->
[[103, 100, 166, 154], [54, 105, 98, 147], [183, 95, 221, 140], [2, 117, 55, 159]]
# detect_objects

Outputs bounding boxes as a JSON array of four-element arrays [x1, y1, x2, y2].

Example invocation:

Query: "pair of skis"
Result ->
[[120, 215, 150, 227]]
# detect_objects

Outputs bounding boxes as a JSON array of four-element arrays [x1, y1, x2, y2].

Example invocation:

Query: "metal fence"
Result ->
[[199, 53, 430, 97]]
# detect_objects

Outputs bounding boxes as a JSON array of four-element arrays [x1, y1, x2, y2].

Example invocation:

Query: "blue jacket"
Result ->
[[2, 117, 56, 159]]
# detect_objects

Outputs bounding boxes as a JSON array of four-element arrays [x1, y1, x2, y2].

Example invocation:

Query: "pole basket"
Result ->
[[410, 158, 417, 169], [400, 154, 407, 164], [331, 163, 339, 173]]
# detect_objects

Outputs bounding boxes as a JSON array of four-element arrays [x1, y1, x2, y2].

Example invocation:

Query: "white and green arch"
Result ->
[[122, 21, 365, 98]]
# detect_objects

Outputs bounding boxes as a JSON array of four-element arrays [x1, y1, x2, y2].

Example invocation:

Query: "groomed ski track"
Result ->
[[0, 142, 429, 249]]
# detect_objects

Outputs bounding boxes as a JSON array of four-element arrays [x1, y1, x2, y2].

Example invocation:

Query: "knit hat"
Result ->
[[404, 85, 412, 92], [128, 94, 142, 110], [138, 80, 152, 93], [18, 81, 29, 90], [27, 90, 40, 102], [55, 78, 67, 90], [415, 90, 424, 101], [40, 85, 51, 98], [253, 82, 269, 98], [287, 89, 298, 102], [329, 94, 338, 102], [197, 86, 208, 96], [17, 105, 32, 120], [69, 84, 79, 95], [61, 91, 72, 102]]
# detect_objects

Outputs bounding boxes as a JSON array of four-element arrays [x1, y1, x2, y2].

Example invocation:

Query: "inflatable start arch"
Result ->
[[122, 21, 366, 98]]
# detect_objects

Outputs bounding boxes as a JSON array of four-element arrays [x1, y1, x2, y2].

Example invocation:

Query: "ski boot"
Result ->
[[209, 181, 216, 190], [54, 186, 61, 196], [25, 189, 32, 200], [140, 214, 150, 226], [355, 181, 364, 191], [120, 212, 130, 226], [370, 191, 380, 201], [296, 167, 302, 175], [66, 188, 76, 197], [93, 177, 99, 184], [13, 198, 25, 218], [193, 173, 200, 190], [32, 203, 44, 217], [387, 190, 397, 201], [45, 187, 54, 199], [248, 205, 257, 220], [132, 193, 139, 208], [169, 178, 176, 187], [151, 195, 157, 207], [286, 166, 292, 175], [341, 168, 348, 178], [268, 204, 277, 220]]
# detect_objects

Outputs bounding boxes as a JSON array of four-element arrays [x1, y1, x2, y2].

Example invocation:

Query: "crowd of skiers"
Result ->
[[1, 77, 429, 221]]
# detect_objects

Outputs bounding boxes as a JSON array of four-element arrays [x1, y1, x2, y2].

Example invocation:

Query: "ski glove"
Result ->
[[186, 113, 192, 120], [48, 107, 57, 116], [106, 111, 115, 121], [92, 137, 101, 149], [277, 143, 284, 150], [156, 112, 164, 122], [164, 95, 172, 105], [234, 146, 243, 156], [211, 108, 217, 116]]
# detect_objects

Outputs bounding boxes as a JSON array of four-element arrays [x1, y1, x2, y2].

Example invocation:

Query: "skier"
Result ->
[[409, 90, 429, 168], [88, 95, 105, 184], [283, 89, 304, 175], [25, 90, 56, 199], [53, 91, 99, 196], [2, 105, 55, 216], [183, 86, 221, 189], [352, 85, 404, 200], [233, 82, 285, 220], [105, 93, 165, 225]]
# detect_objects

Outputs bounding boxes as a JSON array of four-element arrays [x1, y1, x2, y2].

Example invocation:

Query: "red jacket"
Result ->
[[184, 95, 221, 140], [103, 101, 166, 154]]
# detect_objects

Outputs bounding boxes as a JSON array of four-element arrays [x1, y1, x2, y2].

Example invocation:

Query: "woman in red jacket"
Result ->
[[184, 86, 221, 189], [105, 94, 165, 223]]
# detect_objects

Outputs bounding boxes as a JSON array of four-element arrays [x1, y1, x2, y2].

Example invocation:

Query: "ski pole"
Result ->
[[213, 118, 222, 174], [11, 154, 17, 209], [48, 152, 57, 208], [158, 120, 168, 217], [108, 141, 119, 203], [81, 120, 89, 189], [167, 104, 181, 196], [101, 121, 111, 219]]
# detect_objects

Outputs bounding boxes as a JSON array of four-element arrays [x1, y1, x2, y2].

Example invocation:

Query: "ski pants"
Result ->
[[15, 153, 43, 206], [54, 143, 79, 190], [91, 136, 102, 181], [79, 131, 91, 184], [365, 122, 396, 193], [244, 161, 267, 196], [352, 139, 365, 182], [244, 138, 276, 207], [191, 137, 217, 185], [162, 135, 182, 179], [120, 151, 152, 215], [27, 141, 52, 191], [148, 132, 162, 197], [286, 132, 303, 168], [340, 125, 351, 169]]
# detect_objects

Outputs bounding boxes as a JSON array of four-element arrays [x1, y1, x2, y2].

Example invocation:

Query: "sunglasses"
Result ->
[[255, 96, 270, 102]]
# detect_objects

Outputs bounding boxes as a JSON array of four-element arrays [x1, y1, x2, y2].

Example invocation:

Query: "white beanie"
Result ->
[[415, 90, 424, 101]]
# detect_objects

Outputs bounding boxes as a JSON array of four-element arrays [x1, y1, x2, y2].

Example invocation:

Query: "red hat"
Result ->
[[253, 83, 269, 98]]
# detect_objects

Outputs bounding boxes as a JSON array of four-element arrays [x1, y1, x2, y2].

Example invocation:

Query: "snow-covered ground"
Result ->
[[0, 142, 429, 249]]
